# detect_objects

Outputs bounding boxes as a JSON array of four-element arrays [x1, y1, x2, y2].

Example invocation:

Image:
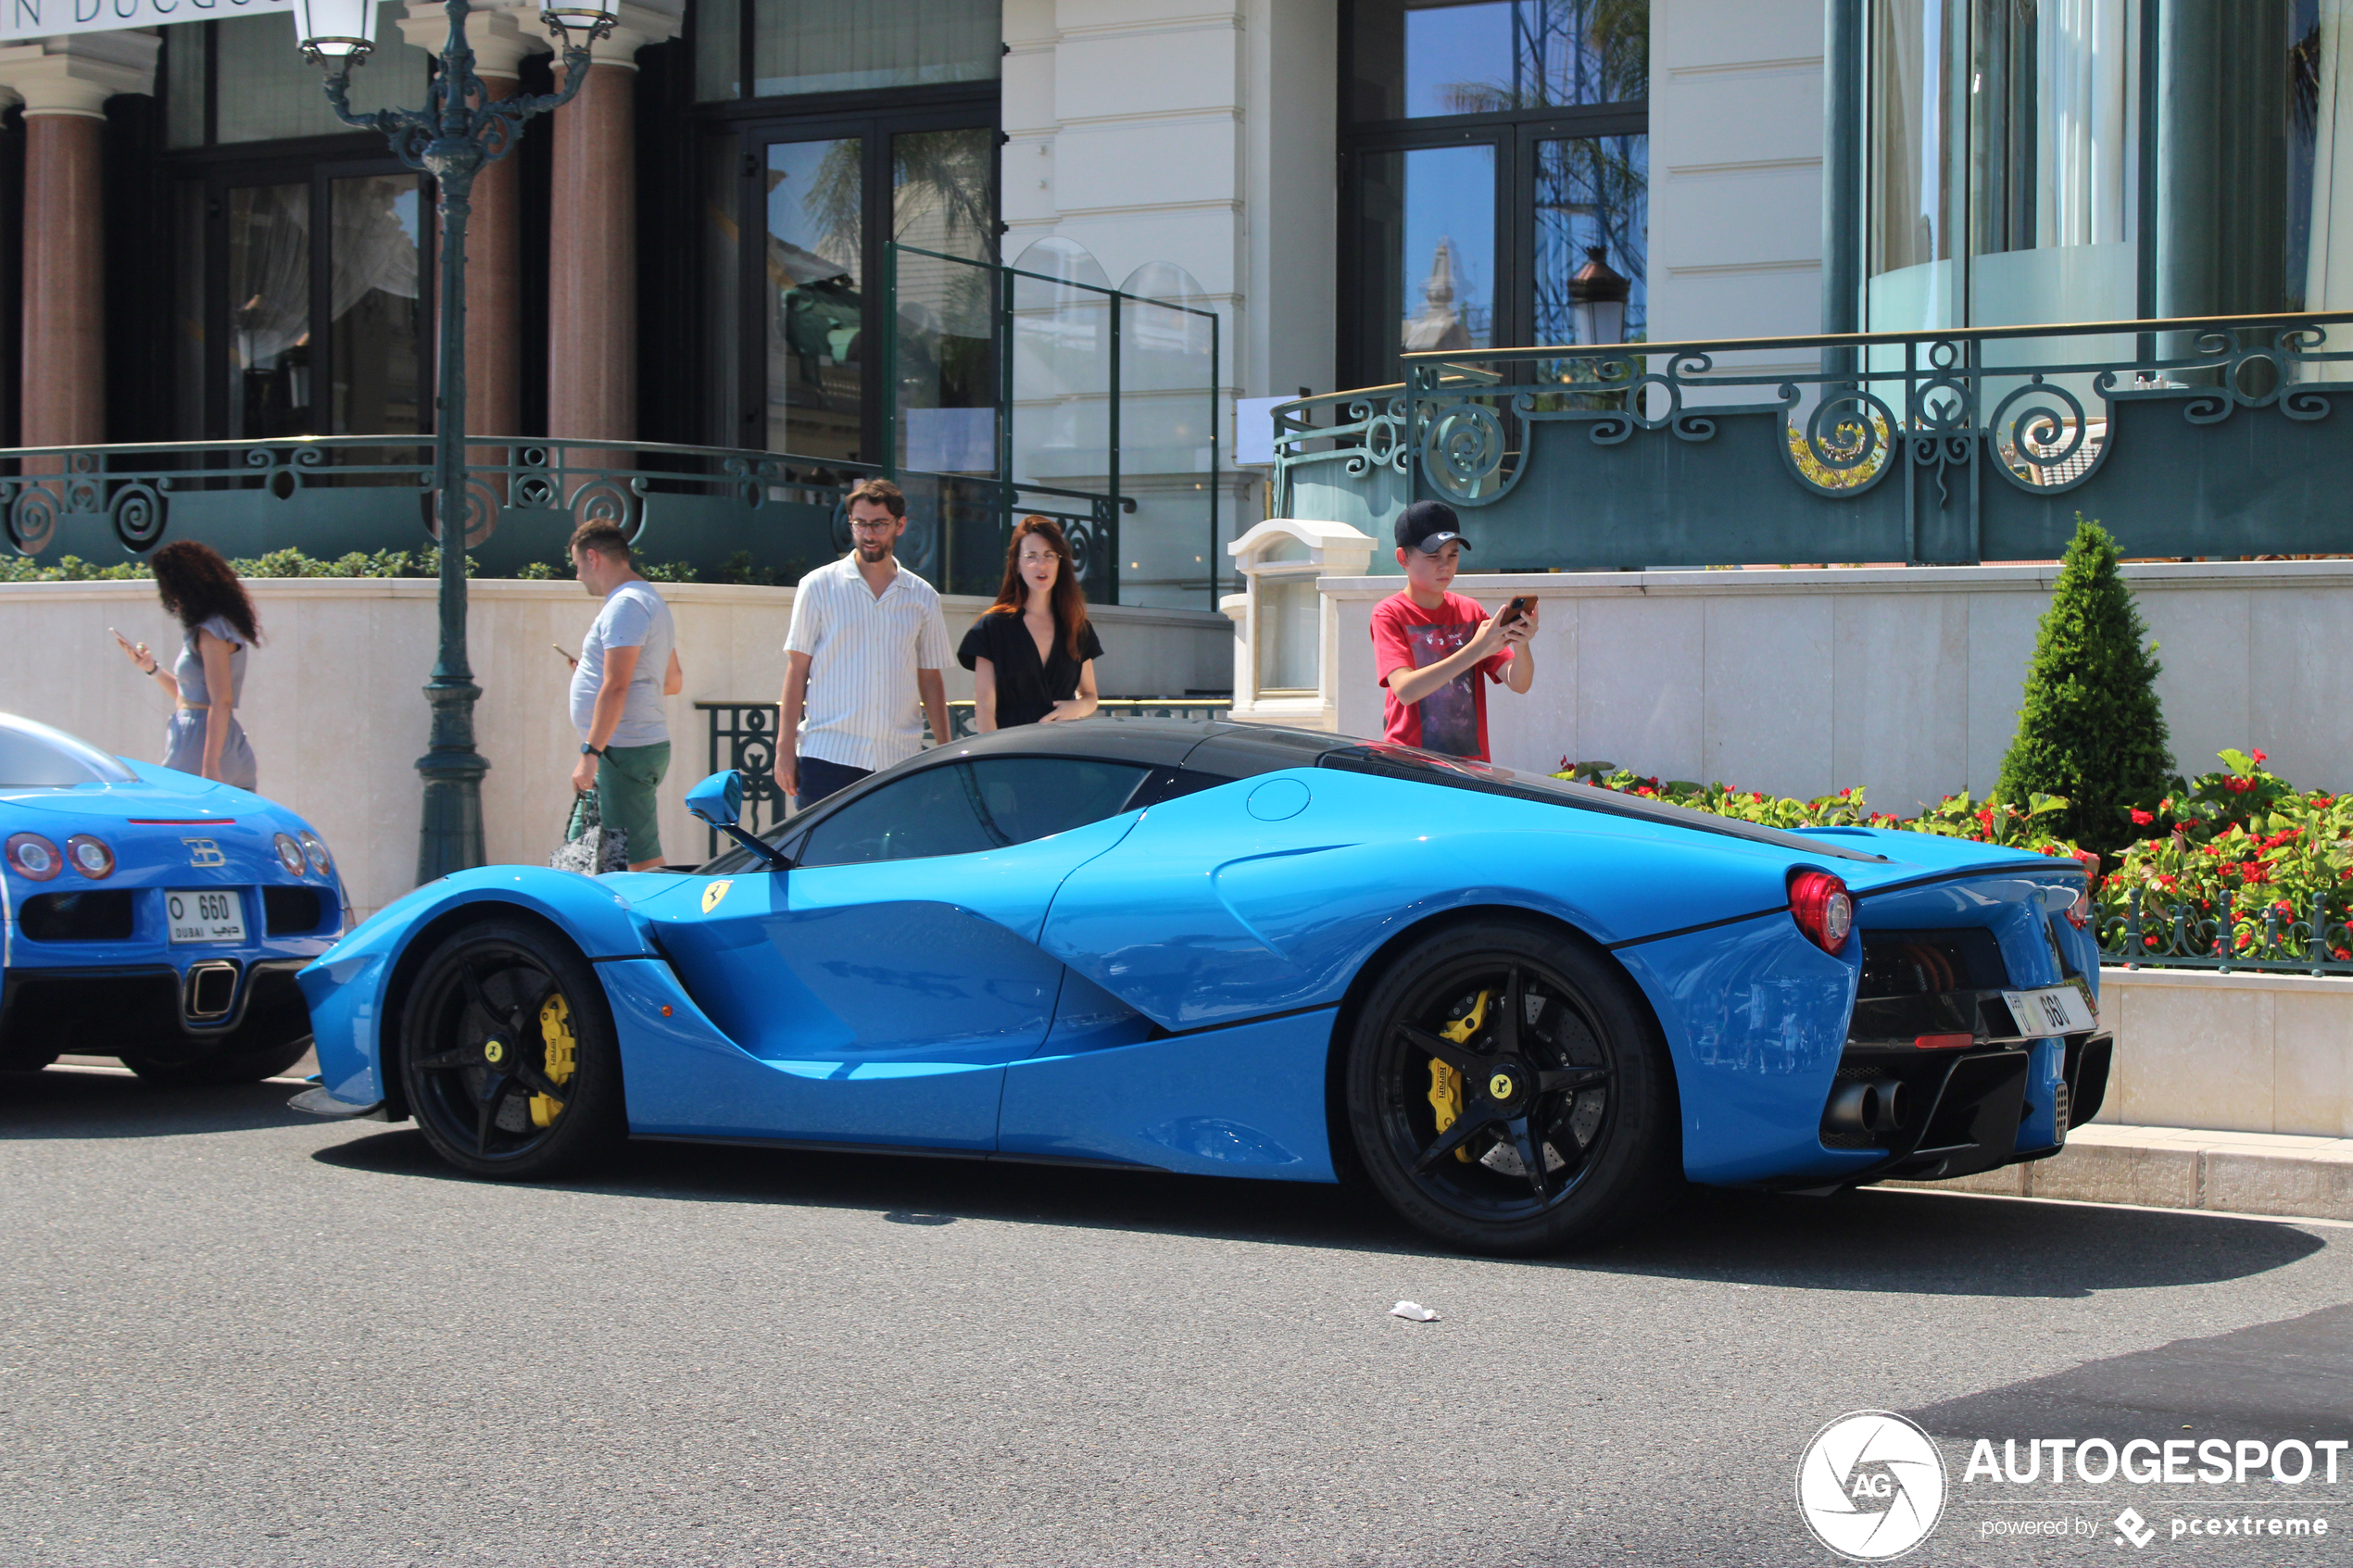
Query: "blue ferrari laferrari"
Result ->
[[2, 712, 346, 1082], [292, 720, 2111, 1253]]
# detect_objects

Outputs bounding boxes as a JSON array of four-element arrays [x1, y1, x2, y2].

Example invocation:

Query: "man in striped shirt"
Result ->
[[774, 479, 954, 809]]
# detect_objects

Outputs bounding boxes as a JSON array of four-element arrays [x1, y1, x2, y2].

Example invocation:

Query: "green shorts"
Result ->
[[596, 741, 671, 865]]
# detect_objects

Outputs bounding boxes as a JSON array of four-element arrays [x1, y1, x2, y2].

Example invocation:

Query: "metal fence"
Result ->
[[696, 696, 1233, 855], [2097, 891, 2353, 978], [1272, 311, 2353, 567], [0, 434, 870, 583]]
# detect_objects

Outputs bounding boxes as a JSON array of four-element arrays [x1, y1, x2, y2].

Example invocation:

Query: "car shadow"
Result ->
[[0, 1064, 314, 1139], [310, 1127, 2329, 1299]]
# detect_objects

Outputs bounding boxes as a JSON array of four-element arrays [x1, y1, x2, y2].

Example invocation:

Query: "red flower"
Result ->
[[2130, 809, 2155, 826], [2275, 900, 2295, 917], [1976, 808, 1995, 834], [2253, 748, 2269, 766], [2335, 947, 2350, 961], [2235, 932, 2255, 950], [2225, 776, 2255, 795]]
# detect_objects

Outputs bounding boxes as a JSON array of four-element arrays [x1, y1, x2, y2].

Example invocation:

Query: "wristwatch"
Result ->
[[580, 743, 604, 758]]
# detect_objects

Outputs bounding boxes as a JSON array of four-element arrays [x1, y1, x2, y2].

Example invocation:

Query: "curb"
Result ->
[[1884, 1124, 2353, 1223]]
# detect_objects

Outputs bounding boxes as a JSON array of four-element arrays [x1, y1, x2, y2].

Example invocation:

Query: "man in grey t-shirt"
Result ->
[[566, 520, 683, 870]]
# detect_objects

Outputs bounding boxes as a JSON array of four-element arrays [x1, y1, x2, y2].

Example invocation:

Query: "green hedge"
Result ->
[[0, 546, 800, 585]]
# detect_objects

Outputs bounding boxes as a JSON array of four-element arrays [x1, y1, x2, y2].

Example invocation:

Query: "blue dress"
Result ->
[[161, 614, 258, 790]]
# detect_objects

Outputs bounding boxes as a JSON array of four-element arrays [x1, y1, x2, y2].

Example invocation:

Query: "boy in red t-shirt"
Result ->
[[1370, 500, 1537, 760]]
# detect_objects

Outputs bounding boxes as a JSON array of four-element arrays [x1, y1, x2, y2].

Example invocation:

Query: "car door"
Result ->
[[648, 755, 1149, 1148]]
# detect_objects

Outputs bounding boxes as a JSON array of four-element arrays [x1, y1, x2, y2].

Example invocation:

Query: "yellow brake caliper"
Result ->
[[530, 993, 576, 1129], [1427, 990, 1490, 1162]]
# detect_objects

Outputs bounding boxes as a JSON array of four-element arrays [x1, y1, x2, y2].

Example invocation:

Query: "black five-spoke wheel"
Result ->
[[403, 921, 623, 1179], [1346, 919, 1677, 1255]]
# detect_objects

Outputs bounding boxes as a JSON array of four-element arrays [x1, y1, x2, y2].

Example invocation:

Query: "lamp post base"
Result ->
[[416, 677, 490, 883]]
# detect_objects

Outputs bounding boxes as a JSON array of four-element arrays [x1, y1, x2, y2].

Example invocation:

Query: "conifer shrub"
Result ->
[[1994, 517, 2171, 854]]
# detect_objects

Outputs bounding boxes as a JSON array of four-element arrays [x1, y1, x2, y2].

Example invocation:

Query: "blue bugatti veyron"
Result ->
[[291, 720, 2112, 1254], [2, 711, 346, 1083]]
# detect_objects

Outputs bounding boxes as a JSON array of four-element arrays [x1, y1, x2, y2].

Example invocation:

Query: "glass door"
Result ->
[[181, 159, 428, 441], [763, 134, 867, 464], [705, 110, 997, 472]]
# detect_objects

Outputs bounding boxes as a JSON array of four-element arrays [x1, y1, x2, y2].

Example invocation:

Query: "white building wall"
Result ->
[[1648, 1, 1829, 391], [1001, 2, 1336, 608]]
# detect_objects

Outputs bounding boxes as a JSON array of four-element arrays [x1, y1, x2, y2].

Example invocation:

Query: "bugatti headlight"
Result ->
[[299, 830, 333, 877], [6, 832, 61, 881], [274, 832, 308, 876], [66, 834, 115, 879]]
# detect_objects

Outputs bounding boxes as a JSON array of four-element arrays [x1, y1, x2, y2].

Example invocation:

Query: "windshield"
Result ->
[[0, 714, 135, 787], [1315, 744, 1892, 863]]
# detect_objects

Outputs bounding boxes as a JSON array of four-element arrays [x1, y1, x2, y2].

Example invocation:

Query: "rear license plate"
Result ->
[[2004, 984, 2095, 1035], [166, 889, 246, 945]]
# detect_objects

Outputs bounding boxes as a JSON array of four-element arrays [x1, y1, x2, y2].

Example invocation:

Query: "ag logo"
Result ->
[[1796, 1411, 1945, 1561], [182, 837, 226, 868]]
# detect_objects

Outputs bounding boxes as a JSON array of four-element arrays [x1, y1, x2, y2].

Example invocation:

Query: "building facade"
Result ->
[[0, 2, 2342, 607]]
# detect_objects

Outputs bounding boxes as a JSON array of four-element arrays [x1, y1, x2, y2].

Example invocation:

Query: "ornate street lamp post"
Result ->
[[291, 0, 615, 882]]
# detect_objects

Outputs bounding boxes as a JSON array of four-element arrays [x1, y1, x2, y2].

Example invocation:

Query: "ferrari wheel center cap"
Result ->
[[1487, 1070, 1517, 1103], [484, 1038, 507, 1066]]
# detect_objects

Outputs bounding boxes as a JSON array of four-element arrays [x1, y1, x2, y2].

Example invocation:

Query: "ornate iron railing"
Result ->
[[2097, 890, 2353, 978], [1272, 312, 2353, 566], [697, 696, 1233, 855], [0, 433, 1132, 596]]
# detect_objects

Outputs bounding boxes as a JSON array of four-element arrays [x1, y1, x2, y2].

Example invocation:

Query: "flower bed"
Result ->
[[1552, 751, 2353, 972]]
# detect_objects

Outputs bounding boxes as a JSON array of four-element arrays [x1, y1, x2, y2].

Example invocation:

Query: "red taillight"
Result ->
[[6, 832, 61, 881], [65, 834, 114, 879], [2064, 885, 2092, 930], [1789, 870, 1854, 955], [1915, 1033, 1974, 1050]]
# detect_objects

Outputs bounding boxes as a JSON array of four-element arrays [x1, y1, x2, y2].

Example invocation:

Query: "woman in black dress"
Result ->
[[958, 515, 1102, 730]]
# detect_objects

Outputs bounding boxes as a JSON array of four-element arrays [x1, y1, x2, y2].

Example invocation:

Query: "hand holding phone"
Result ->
[[553, 642, 578, 669], [1501, 596, 1533, 626]]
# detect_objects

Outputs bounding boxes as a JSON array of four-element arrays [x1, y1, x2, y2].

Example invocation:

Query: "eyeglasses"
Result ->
[[849, 519, 899, 534]]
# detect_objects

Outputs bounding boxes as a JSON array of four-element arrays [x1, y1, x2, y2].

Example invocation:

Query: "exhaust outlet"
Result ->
[[1826, 1079, 1906, 1137]]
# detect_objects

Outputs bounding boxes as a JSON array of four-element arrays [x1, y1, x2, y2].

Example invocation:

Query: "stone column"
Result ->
[[0, 33, 158, 450], [547, 1, 681, 458]]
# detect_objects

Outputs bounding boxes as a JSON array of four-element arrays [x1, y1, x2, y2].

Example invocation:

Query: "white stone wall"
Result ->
[[1316, 559, 2353, 814], [0, 581, 1229, 921], [2097, 970, 2353, 1138], [1647, 0, 1829, 403]]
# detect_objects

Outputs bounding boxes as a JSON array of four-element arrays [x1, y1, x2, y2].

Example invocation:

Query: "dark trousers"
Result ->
[[795, 753, 872, 810]]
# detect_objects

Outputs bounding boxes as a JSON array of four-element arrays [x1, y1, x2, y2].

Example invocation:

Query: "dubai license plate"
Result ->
[[2004, 984, 2095, 1036], [166, 889, 246, 945]]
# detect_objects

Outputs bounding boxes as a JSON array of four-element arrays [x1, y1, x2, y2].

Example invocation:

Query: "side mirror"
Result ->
[[686, 770, 791, 871], [685, 770, 744, 828]]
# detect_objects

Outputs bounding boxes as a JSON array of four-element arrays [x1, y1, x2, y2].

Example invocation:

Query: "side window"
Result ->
[[796, 758, 1150, 868], [968, 759, 1149, 846], [797, 765, 997, 867]]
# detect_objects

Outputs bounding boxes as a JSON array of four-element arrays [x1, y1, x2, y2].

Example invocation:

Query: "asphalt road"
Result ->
[[5, 1063, 2351, 1568]]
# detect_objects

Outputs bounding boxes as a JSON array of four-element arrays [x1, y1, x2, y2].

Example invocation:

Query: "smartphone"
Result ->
[[1500, 596, 1533, 626], [553, 643, 575, 662]]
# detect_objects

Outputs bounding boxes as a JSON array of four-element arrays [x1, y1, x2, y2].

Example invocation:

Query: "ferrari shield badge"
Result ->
[[701, 879, 734, 914]]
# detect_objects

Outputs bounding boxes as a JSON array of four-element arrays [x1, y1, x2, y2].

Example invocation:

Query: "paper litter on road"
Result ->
[[1390, 1300, 1440, 1322]]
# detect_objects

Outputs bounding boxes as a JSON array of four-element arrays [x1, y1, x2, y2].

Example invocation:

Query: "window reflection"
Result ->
[[1351, 0, 1650, 121], [765, 138, 865, 464], [226, 184, 312, 440], [1532, 134, 1647, 349]]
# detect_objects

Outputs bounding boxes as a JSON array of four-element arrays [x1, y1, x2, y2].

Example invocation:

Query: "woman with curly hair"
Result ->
[[958, 515, 1101, 731], [110, 540, 264, 788]]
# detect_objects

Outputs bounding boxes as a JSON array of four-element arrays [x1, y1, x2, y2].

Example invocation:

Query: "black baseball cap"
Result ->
[[1395, 499, 1471, 555]]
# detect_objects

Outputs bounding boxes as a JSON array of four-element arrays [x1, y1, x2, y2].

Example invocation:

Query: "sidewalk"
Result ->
[[1889, 1124, 2353, 1222]]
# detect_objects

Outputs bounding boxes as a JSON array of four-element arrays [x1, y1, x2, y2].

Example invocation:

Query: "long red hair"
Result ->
[[985, 515, 1091, 659]]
